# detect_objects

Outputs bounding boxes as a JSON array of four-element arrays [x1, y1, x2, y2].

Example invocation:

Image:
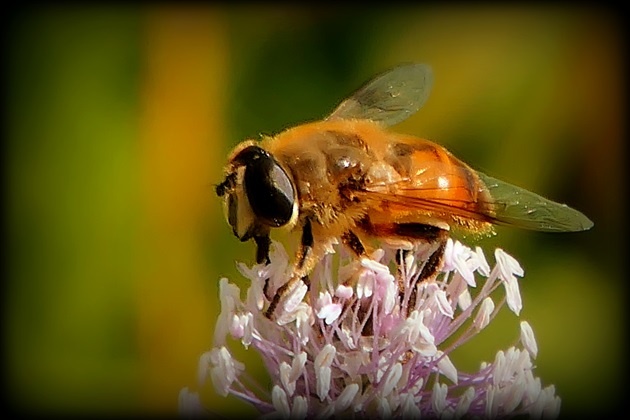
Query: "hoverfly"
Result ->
[[216, 64, 593, 318]]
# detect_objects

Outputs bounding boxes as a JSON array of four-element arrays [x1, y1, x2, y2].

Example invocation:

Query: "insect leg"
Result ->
[[396, 248, 413, 293], [418, 239, 447, 281], [383, 223, 449, 281], [358, 219, 448, 272], [254, 233, 272, 298], [390, 224, 448, 312], [341, 230, 367, 258], [254, 233, 271, 265], [358, 219, 448, 312], [296, 218, 314, 272], [341, 229, 375, 335], [394, 248, 416, 316], [265, 219, 314, 319]]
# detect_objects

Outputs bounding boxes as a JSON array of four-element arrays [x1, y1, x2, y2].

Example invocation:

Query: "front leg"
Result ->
[[265, 219, 315, 319], [254, 233, 271, 265], [295, 218, 314, 274], [254, 232, 273, 298]]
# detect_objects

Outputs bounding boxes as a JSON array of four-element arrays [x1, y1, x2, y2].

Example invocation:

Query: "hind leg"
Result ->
[[359, 219, 448, 278], [358, 218, 449, 312]]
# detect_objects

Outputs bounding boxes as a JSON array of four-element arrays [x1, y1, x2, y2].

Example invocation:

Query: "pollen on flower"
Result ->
[[180, 239, 561, 418]]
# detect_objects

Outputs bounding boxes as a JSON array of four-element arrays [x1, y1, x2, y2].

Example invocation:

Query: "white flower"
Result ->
[[474, 297, 495, 330], [316, 291, 343, 325], [272, 385, 291, 418], [335, 383, 359, 412], [315, 344, 336, 401], [182, 239, 560, 418], [436, 351, 458, 384], [178, 387, 206, 418], [520, 320, 539, 359], [206, 346, 244, 397], [381, 362, 403, 397]]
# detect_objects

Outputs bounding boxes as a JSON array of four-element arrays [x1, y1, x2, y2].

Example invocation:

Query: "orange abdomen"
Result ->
[[367, 132, 494, 230]]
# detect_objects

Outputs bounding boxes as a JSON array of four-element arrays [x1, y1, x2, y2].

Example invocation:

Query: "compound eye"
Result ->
[[244, 152, 295, 227]]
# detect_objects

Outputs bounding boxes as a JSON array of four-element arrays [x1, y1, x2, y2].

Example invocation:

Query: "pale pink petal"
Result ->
[[473, 297, 495, 330], [381, 362, 403, 397], [520, 321, 539, 359], [317, 302, 343, 325], [503, 274, 523, 315], [437, 352, 458, 384], [272, 385, 290, 418], [335, 383, 359, 412], [335, 284, 353, 299]]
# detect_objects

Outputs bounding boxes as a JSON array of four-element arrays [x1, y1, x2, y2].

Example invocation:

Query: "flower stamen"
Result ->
[[182, 239, 560, 418]]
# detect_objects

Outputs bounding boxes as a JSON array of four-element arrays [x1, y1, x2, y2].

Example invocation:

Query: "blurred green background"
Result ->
[[5, 4, 624, 417]]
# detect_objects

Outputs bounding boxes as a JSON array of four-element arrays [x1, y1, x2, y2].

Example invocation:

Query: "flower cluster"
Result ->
[[180, 239, 560, 418]]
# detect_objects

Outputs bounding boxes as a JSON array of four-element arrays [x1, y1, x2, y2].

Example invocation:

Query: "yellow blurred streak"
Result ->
[[137, 7, 227, 414]]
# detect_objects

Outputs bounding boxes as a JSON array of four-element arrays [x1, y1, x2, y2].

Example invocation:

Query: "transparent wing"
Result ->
[[355, 167, 593, 233], [476, 172, 593, 232], [326, 63, 433, 127]]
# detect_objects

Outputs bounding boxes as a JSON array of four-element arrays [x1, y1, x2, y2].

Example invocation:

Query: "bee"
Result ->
[[216, 64, 593, 319]]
